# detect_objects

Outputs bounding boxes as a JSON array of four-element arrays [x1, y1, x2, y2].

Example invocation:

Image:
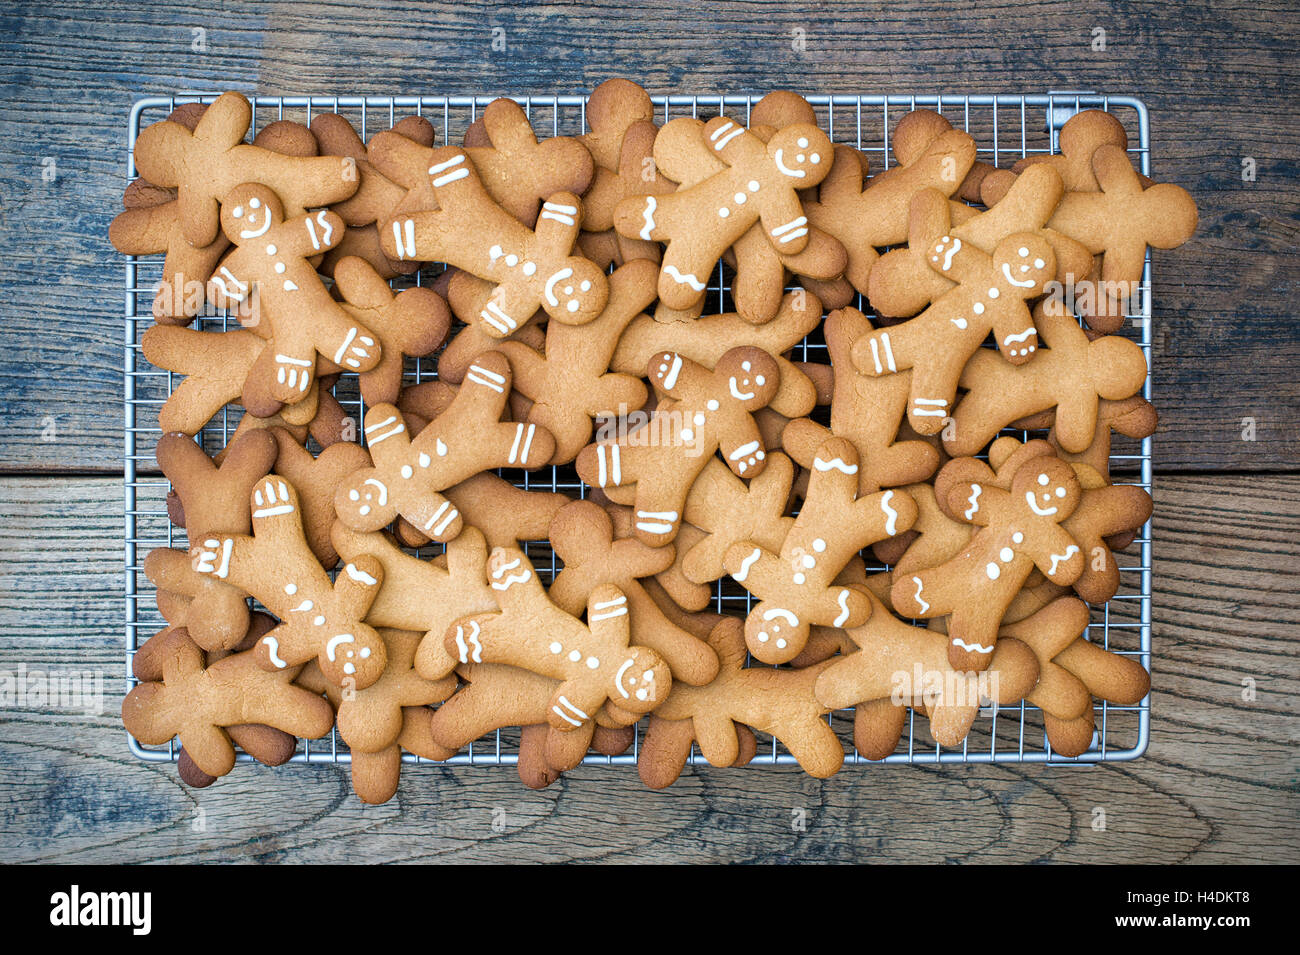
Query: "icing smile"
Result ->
[[1002, 262, 1036, 288], [1025, 491, 1058, 516]]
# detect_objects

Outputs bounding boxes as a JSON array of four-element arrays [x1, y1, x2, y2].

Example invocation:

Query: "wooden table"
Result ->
[[1, 0, 1296, 864]]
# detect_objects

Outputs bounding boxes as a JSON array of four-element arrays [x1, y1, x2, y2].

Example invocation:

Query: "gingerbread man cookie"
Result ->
[[945, 297, 1148, 456], [123, 629, 334, 779], [444, 547, 673, 731], [379, 146, 607, 334], [206, 183, 379, 407], [548, 500, 720, 685], [851, 212, 1055, 433], [334, 351, 555, 542], [726, 438, 918, 663], [651, 617, 843, 778], [132, 91, 358, 247], [615, 116, 832, 308], [891, 454, 1085, 671], [190, 477, 387, 687], [576, 346, 780, 546]]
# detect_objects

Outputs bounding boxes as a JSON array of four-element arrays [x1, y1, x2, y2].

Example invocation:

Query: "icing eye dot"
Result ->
[[1000, 547, 1014, 561], [757, 632, 769, 642], [742, 361, 751, 371], [776, 638, 787, 649], [250, 197, 261, 209], [567, 300, 579, 312], [989, 287, 1000, 298], [586, 657, 599, 670], [797, 137, 809, 148], [400, 465, 413, 479], [813, 538, 826, 552], [748, 180, 760, 192], [643, 670, 654, 681], [810, 153, 820, 163], [274, 262, 285, 273], [755, 450, 765, 460], [1027, 345, 1036, 352], [1018, 246, 1028, 257], [1056, 486, 1067, 498], [232, 206, 244, 218], [936, 244, 945, 252], [973, 302, 984, 315], [418, 453, 431, 468], [1034, 258, 1045, 269], [1013, 532, 1024, 543], [694, 412, 705, 425], [284, 583, 297, 595], [756, 375, 765, 385], [359, 505, 370, 516], [523, 261, 536, 276], [718, 207, 729, 217], [549, 642, 562, 654], [266, 244, 276, 254], [569, 650, 581, 663], [1038, 474, 1050, 486], [580, 280, 591, 292], [313, 616, 325, 626], [360, 648, 370, 658], [349, 489, 360, 501]]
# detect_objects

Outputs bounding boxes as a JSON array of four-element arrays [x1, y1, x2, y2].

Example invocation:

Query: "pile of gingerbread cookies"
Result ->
[[113, 80, 1195, 802]]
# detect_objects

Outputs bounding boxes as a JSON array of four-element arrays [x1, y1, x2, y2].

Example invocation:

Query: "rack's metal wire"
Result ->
[[124, 92, 1153, 770]]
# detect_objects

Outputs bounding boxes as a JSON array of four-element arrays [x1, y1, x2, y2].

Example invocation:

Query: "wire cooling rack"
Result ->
[[124, 91, 1153, 770]]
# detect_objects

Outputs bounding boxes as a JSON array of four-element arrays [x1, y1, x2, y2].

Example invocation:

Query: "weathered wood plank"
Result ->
[[0, 473, 1294, 862], [0, 1, 1297, 471]]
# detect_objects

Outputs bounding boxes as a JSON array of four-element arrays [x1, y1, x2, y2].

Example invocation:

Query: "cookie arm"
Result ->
[[1031, 528, 1086, 586]]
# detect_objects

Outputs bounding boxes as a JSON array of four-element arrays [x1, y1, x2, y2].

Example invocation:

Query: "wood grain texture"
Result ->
[[0, 0, 1297, 471], [1, 475, 1294, 863]]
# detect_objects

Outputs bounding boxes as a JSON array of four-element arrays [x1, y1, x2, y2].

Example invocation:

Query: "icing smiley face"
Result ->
[[542, 257, 607, 324], [336, 472, 396, 532], [317, 622, 386, 687], [221, 183, 284, 243], [992, 234, 1055, 295], [714, 348, 781, 411], [1011, 458, 1081, 523], [744, 605, 807, 664], [611, 646, 671, 714], [767, 125, 832, 183]]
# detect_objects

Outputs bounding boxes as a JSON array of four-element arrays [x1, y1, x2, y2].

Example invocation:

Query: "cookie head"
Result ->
[[314, 622, 387, 688], [766, 125, 832, 184], [744, 604, 807, 664], [221, 183, 285, 242], [335, 471, 398, 533], [611, 647, 671, 714], [715, 347, 781, 411], [543, 258, 607, 323], [991, 234, 1055, 296], [1013, 458, 1081, 522]]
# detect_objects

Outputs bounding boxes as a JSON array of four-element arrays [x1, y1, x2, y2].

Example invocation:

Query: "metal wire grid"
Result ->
[[123, 91, 1152, 770]]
